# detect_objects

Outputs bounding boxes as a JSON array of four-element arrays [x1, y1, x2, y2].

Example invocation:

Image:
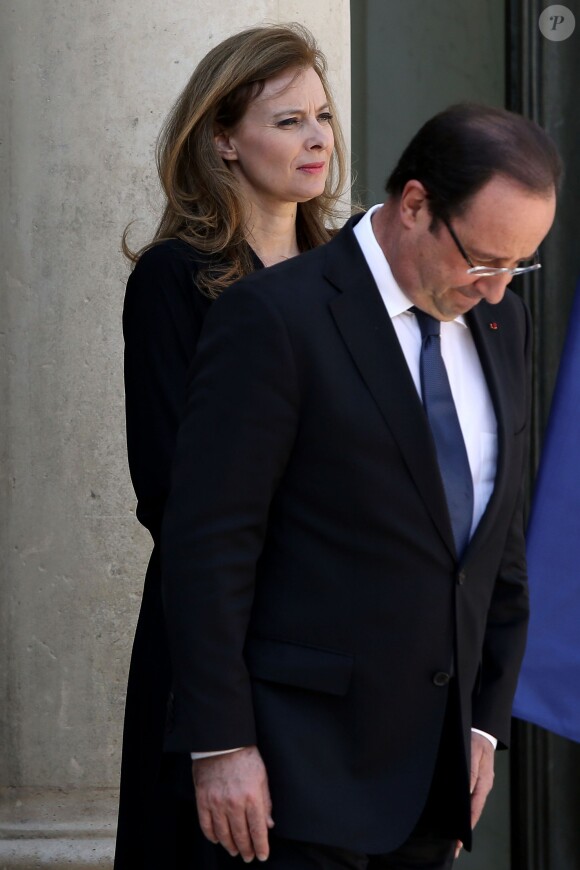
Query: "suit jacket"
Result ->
[[161, 215, 530, 854]]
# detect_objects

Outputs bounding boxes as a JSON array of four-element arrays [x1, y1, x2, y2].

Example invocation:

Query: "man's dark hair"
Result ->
[[385, 103, 562, 222]]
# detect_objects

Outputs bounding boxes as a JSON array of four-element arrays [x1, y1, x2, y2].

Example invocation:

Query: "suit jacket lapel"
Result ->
[[466, 306, 513, 546], [325, 220, 457, 557]]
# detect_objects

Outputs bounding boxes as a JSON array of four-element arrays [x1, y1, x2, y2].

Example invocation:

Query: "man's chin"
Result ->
[[453, 289, 483, 314], [436, 297, 478, 320]]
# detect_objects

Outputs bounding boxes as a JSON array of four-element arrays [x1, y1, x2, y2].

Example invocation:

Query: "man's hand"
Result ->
[[192, 745, 274, 862], [455, 731, 495, 858], [469, 731, 495, 829]]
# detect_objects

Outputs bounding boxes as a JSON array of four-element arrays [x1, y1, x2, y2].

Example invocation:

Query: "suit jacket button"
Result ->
[[433, 671, 451, 687], [457, 571, 466, 586]]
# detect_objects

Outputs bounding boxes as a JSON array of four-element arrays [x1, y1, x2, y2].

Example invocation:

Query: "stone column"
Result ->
[[0, 2, 350, 866]]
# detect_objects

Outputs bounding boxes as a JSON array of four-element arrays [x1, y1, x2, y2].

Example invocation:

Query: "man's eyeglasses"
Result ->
[[441, 216, 542, 278]]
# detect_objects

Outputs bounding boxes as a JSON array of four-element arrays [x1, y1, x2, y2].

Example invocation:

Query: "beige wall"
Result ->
[[0, 2, 350, 865]]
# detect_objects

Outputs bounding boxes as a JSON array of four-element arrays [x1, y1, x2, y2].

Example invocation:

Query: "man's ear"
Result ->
[[399, 180, 429, 228], [214, 129, 238, 162]]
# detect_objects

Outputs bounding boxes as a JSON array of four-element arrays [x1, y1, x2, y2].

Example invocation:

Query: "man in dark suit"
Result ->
[[160, 104, 560, 868]]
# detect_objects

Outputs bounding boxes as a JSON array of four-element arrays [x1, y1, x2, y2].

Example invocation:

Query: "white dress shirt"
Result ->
[[353, 205, 498, 540]]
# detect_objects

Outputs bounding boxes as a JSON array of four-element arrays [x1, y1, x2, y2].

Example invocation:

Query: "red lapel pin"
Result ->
[[489, 322, 499, 330]]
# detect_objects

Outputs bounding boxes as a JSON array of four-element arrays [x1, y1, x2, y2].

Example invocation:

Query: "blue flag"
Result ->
[[513, 280, 580, 743]]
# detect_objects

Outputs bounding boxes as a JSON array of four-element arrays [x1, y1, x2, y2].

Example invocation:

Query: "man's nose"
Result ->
[[474, 273, 513, 304]]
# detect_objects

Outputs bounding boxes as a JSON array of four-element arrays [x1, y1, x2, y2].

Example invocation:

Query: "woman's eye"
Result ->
[[276, 113, 333, 128]]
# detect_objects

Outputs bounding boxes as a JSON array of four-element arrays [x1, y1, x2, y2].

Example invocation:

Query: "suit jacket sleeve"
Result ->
[[161, 280, 300, 753]]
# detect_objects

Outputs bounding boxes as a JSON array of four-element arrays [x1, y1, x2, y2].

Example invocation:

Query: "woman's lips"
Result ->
[[297, 162, 326, 174]]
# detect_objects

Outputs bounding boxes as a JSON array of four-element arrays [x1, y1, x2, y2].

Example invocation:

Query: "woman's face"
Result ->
[[215, 66, 335, 213]]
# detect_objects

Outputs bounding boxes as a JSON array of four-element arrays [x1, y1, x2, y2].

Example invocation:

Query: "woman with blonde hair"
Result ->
[[115, 22, 348, 869]]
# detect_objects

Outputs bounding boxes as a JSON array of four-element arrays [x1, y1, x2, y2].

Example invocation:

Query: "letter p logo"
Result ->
[[539, 5, 576, 40]]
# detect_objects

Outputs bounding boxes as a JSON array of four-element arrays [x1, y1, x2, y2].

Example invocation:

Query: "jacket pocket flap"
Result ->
[[245, 636, 353, 697]]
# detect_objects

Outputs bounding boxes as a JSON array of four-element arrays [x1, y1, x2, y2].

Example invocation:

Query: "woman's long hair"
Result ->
[[124, 23, 348, 298]]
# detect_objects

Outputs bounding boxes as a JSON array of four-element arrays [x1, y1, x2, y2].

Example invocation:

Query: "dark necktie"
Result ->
[[413, 307, 474, 557]]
